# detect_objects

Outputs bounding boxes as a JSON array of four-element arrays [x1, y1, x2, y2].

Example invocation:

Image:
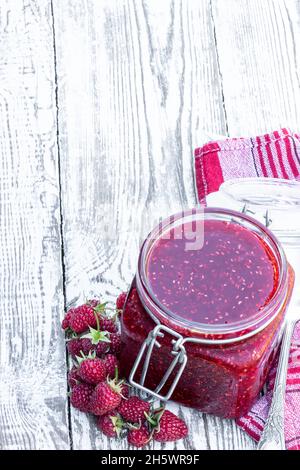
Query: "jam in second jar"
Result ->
[[120, 209, 294, 418]]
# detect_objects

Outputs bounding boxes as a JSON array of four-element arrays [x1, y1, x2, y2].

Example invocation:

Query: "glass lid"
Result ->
[[206, 178, 300, 246]]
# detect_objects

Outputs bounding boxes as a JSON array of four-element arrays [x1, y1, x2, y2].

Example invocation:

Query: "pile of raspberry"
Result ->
[[62, 293, 188, 448]]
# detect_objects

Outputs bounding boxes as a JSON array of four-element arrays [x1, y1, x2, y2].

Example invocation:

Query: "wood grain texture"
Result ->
[[3, 0, 299, 450], [0, 0, 69, 449], [212, 0, 300, 136], [52, 0, 257, 450]]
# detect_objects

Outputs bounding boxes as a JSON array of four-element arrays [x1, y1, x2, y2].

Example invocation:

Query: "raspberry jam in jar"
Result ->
[[120, 208, 294, 418]]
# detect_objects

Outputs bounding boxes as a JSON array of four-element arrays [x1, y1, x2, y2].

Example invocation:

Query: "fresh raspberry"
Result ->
[[99, 318, 118, 333], [68, 366, 81, 388], [103, 354, 119, 378], [109, 333, 121, 355], [61, 316, 69, 330], [69, 304, 98, 334], [61, 307, 76, 330], [87, 299, 101, 308], [67, 338, 86, 357], [78, 358, 107, 385], [116, 292, 127, 311], [67, 337, 95, 357], [97, 412, 123, 438], [81, 327, 110, 357], [89, 378, 123, 416], [120, 383, 130, 398], [70, 383, 94, 412], [61, 318, 69, 330], [96, 341, 110, 356], [80, 338, 96, 355], [153, 410, 188, 442], [127, 426, 150, 448], [118, 396, 150, 423]]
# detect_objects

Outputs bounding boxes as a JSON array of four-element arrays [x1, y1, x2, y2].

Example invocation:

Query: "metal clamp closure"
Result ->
[[129, 324, 188, 401]]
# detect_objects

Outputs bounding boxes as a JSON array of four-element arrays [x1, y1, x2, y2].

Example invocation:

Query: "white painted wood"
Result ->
[[0, 0, 286, 451], [4, 0, 299, 450], [52, 0, 258, 450], [0, 0, 69, 449], [212, 0, 300, 136]]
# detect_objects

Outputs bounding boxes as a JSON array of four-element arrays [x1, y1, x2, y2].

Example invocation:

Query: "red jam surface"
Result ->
[[120, 219, 294, 418], [147, 220, 277, 326]]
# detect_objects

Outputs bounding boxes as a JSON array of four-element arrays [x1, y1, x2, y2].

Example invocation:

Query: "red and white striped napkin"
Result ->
[[194, 128, 300, 450]]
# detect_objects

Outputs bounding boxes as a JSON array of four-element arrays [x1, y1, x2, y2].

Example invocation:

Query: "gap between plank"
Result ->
[[50, 0, 73, 450], [210, 0, 229, 136]]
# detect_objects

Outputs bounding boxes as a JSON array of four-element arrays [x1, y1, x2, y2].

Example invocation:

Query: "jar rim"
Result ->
[[221, 178, 300, 210], [137, 207, 289, 342]]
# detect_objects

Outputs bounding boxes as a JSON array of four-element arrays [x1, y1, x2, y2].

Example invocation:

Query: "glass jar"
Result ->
[[206, 178, 300, 288], [120, 208, 295, 419]]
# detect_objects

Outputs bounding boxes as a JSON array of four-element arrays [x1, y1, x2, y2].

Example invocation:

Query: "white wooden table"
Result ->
[[1, 0, 300, 450]]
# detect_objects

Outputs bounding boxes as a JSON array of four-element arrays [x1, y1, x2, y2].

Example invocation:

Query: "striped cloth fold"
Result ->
[[195, 128, 300, 201], [194, 128, 300, 450], [237, 326, 300, 450]]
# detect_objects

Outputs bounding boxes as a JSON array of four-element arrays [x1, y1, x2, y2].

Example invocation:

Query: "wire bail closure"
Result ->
[[129, 324, 188, 401]]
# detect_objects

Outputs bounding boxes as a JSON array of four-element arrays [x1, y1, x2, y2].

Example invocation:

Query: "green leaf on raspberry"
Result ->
[[75, 350, 96, 365], [126, 422, 142, 431], [93, 302, 108, 314], [66, 331, 79, 340], [145, 406, 165, 428], [107, 374, 125, 396], [81, 326, 111, 345], [111, 415, 124, 438]]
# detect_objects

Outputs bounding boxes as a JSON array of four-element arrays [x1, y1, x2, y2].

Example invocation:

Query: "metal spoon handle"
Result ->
[[257, 320, 296, 450]]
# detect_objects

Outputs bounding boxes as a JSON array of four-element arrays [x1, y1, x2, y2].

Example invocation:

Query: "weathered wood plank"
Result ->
[[0, 0, 69, 449], [53, 0, 258, 450], [212, 0, 300, 135]]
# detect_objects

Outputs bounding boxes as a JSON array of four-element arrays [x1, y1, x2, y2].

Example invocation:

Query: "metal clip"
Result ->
[[241, 203, 256, 216], [129, 324, 188, 401], [241, 203, 273, 229], [263, 209, 273, 228]]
